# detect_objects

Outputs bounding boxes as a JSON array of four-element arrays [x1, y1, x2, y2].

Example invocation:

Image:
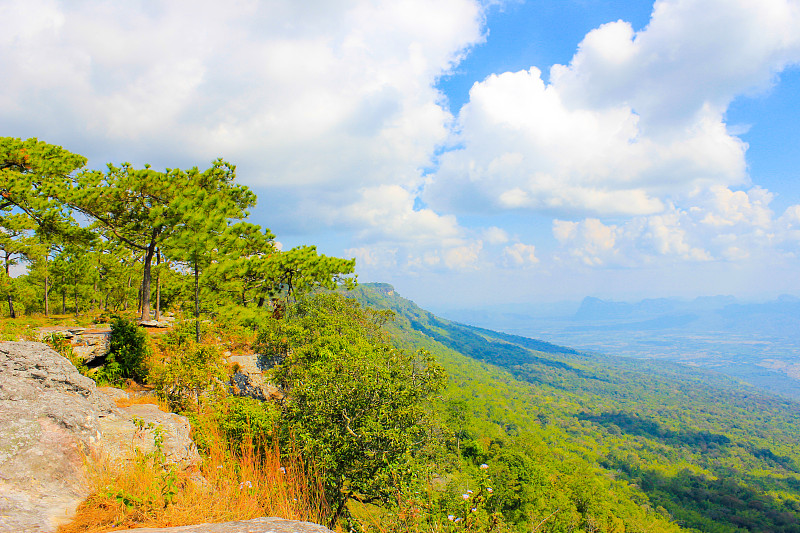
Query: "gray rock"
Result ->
[[0, 342, 197, 532], [0, 342, 323, 533], [96, 402, 199, 466], [0, 341, 115, 532], [113, 517, 333, 532], [36, 326, 111, 364], [139, 320, 170, 328], [228, 354, 283, 402]]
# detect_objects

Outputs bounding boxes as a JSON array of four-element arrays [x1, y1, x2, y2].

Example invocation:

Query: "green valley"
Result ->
[[348, 282, 800, 533]]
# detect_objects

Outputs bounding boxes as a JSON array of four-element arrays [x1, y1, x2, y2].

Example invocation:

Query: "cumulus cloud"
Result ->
[[335, 184, 485, 270], [0, 0, 496, 271], [554, 218, 621, 266], [553, 211, 714, 266], [427, 0, 800, 222], [551, 185, 800, 267], [698, 186, 773, 228], [483, 226, 509, 244], [502, 242, 538, 267], [552, 1, 800, 131], [0, 0, 485, 187]]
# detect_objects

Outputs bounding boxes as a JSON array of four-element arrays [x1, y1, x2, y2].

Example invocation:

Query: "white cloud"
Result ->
[[333, 184, 486, 271], [345, 246, 397, 268], [335, 185, 463, 245], [554, 218, 620, 266], [552, 1, 800, 131], [482, 226, 509, 244], [427, 0, 800, 223], [551, 187, 798, 268], [503, 242, 538, 267], [699, 186, 773, 228], [0, 0, 485, 193]]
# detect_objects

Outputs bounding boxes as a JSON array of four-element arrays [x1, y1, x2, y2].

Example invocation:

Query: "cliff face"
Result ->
[[0, 342, 199, 532]]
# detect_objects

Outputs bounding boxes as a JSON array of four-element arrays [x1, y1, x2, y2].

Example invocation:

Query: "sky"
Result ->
[[2, 0, 800, 309]]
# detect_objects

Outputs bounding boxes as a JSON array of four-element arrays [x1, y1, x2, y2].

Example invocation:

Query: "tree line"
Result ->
[[0, 137, 355, 337]]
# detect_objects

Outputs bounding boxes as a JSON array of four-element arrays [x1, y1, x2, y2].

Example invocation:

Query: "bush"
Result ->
[[43, 332, 90, 375], [150, 343, 227, 412], [96, 317, 150, 385]]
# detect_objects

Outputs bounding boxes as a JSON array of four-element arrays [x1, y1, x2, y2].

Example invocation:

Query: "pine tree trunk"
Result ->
[[154, 250, 161, 322], [6, 295, 15, 319], [139, 236, 158, 322], [43, 256, 50, 317], [194, 258, 200, 343], [4, 254, 15, 319], [124, 275, 131, 311]]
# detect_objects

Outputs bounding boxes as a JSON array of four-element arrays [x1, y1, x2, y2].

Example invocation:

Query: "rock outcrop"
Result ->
[[0, 341, 327, 533], [228, 353, 283, 402], [36, 326, 111, 364], [0, 341, 197, 532]]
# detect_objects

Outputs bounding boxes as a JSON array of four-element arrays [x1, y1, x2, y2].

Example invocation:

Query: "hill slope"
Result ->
[[348, 283, 800, 533]]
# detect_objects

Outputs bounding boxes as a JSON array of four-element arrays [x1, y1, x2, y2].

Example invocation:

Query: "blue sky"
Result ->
[[2, 0, 800, 308]]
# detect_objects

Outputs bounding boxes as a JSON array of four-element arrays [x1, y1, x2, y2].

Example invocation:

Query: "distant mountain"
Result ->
[[430, 293, 800, 400]]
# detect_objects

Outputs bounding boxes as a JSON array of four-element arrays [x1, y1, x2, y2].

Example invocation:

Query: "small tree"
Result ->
[[258, 293, 446, 528], [96, 317, 151, 385], [162, 162, 256, 341], [0, 213, 35, 317]]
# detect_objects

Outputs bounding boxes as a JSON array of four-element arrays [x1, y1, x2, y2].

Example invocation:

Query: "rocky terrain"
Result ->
[[0, 341, 331, 533]]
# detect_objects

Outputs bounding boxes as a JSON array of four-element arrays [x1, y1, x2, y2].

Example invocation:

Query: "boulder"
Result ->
[[96, 401, 199, 466], [0, 341, 115, 532], [228, 354, 283, 402], [112, 517, 333, 532], [36, 326, 111, 364]]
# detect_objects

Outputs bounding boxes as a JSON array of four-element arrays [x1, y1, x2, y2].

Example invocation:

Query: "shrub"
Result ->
[[151, 343, 227, 412], [95, 317, 150, 385], [43, 332, 89, 375]]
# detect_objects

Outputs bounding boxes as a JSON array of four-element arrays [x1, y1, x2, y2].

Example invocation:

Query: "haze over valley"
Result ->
[[437, 294, 800, 399]]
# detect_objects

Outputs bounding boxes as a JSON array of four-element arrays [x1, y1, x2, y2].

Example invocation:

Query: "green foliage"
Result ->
[[213, 396, 280, 455], [43, 332, 89, 375], [160, 318, 210, 349], [257, 293, 446, 527], [151, 342, 228, 411], [96, 318, 151, 385], [0, 137, 86, 226], [351, 283, 800, 533]]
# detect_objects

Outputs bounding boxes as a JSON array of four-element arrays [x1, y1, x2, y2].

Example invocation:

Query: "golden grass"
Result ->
[[112, 394, 167, 410], [59, 419, 328, 532]]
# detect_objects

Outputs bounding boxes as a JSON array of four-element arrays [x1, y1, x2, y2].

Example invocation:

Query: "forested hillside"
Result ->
[[349, 283, 800, 533]]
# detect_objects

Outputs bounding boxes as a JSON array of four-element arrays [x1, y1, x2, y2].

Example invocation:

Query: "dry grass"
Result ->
[[59, 420, 328, 532], [112, 394, 166, 410]]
